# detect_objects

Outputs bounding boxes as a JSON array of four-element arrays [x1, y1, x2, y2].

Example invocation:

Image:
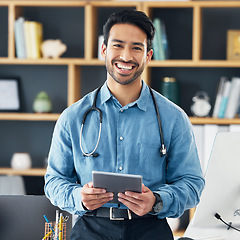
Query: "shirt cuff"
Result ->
[[73, 186, 88, 214], [151, 190, 173, 216], [157, 190, 173, 214]]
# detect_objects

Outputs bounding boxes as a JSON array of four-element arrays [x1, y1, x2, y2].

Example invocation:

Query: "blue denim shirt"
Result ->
[[45, 81, 205, 218]]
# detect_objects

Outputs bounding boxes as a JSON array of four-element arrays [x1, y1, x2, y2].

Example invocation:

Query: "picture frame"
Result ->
[[0, 78, 21, 112], [227, 30, 240, 60]]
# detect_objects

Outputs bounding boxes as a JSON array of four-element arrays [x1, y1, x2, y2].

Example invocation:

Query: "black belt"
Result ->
[[84, 207, 157, 221]]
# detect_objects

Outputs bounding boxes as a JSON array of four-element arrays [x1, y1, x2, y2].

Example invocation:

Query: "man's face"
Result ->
[[101, 23, 153, 86]]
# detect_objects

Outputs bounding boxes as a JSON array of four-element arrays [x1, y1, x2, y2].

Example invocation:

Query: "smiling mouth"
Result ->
[[116, 63, 134, 70], [113, 61, 138, 73]]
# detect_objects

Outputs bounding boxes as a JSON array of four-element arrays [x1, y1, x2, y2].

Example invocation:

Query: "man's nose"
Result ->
[[119, 48, 133, 62]]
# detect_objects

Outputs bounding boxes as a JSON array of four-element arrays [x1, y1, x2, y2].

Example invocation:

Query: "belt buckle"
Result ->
[[110, 207, 132, 220]]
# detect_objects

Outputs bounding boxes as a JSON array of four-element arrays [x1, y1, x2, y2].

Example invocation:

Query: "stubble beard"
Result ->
[[105, 59, 145, 86]]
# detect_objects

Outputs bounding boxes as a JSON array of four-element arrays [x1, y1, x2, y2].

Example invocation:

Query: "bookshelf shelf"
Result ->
[[0, 167, 46, 176], [189, 117, 240, 125], [0, 113, 60, 121], [2, 58, 240, 68], [1, 113, 239, 125], [149, 60, 240, 68]]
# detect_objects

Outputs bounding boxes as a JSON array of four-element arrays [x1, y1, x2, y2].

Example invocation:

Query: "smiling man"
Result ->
[[102, 22, 152, 107], [45, 10, 205, 240]]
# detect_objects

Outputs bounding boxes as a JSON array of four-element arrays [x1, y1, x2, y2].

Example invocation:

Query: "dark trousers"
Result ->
[[70, 215, 174, 240]]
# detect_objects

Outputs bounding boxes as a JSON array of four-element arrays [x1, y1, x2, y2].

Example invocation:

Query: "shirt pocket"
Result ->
[[138, 143, 166, 182]]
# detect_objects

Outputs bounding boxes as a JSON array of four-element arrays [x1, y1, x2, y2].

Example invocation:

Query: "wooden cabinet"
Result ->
[[0, 1, 240, 172]]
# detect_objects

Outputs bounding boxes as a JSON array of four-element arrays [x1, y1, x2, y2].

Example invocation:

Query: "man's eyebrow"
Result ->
[[111, 39, 144, 47], [132, 42, 144, 47], [111, 39, 125, 43]]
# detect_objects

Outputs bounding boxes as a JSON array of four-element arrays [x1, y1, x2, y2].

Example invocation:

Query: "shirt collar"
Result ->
[[100, 80, 149, 112], [100, 81, 112, 104]]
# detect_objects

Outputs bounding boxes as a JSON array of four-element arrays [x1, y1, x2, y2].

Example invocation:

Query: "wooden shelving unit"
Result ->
[[0, 0, 239, 174], [0, 1, 239, 121], [0, 2, 240, 234]]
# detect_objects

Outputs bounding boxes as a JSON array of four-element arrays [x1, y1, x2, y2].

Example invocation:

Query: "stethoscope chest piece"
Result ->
[[160, 144, 167, 157]]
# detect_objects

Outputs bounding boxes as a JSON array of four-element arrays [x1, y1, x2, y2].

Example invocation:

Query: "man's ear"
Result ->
[[146, 49, 153, 63], [101, 43, 107, 59]]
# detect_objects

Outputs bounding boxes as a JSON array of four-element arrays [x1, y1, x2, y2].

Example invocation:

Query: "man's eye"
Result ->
[[113, 44, 122, 48], [133, 47, 142, 51]]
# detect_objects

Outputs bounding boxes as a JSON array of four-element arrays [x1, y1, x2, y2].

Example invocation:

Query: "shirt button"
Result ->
[[119, 167, 123, 171], [120, 136, 123, 141], [120, 109, 123, 112]]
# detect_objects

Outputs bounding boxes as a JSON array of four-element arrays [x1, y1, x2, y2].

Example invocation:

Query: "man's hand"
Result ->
[[118, 184, 156, 216], [81, 182, 113, 211]]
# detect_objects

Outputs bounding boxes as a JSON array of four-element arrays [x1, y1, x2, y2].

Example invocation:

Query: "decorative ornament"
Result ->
[[41, 39, 67, 58], [33, 91, 52, 113], [11, 152, 32, 170], [191, 91, 211, 117]]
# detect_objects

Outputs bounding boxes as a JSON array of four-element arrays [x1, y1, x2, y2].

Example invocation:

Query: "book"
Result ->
[[14, 17, 27, 59], [24, 21, 33, 59], [160, 21, 169, 59], [224, 77, 240, 119], [153, 18, 165, 60], [152, 19, 160, 60], [212, 77, 227, 118], [29, 21, 43, 59], [24, 21, 43, 59], [218, 80, 231, 118]]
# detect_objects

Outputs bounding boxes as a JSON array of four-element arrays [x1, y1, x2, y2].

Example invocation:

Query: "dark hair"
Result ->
[[103, 9, 155, 52]]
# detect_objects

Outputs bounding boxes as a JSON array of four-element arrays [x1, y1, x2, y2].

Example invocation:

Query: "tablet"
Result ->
[[92, 171, 142, 204]]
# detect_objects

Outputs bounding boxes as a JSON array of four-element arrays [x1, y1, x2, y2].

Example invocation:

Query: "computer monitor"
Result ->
[[0, 195, 72, 240], [184, 132, 240, 239]]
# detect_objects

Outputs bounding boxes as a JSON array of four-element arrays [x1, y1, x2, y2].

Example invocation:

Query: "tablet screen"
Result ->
[[92, 171, 142, 204]]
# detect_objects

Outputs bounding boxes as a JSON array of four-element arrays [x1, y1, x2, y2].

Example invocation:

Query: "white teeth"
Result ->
[[117, 63, 133, 70]]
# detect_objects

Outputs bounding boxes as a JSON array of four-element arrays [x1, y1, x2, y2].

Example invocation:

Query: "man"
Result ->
[[45, 9, 205, 240]]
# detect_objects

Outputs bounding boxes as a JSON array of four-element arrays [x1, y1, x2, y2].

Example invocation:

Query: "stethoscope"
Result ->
[[80, 86, 167, 158]]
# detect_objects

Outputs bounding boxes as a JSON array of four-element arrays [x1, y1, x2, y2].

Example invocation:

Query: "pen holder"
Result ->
[[45, 222, 67, 240]]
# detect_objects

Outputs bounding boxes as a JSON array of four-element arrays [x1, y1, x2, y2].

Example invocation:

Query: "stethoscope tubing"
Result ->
[[80, 121, 102, 157], [80, 86, 102, 157], [149, 87, 167, 157], [79, 86, 167, 158]]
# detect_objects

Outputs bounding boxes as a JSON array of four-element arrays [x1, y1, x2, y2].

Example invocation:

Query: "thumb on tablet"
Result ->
[[88, 182, 93, 188], [142, 184, 149, 193]]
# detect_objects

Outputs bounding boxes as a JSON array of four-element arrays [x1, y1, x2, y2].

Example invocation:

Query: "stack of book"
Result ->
[[14, 17, 43, 59], [212, 76, 240, 119], [152, 18, 169, 61]]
